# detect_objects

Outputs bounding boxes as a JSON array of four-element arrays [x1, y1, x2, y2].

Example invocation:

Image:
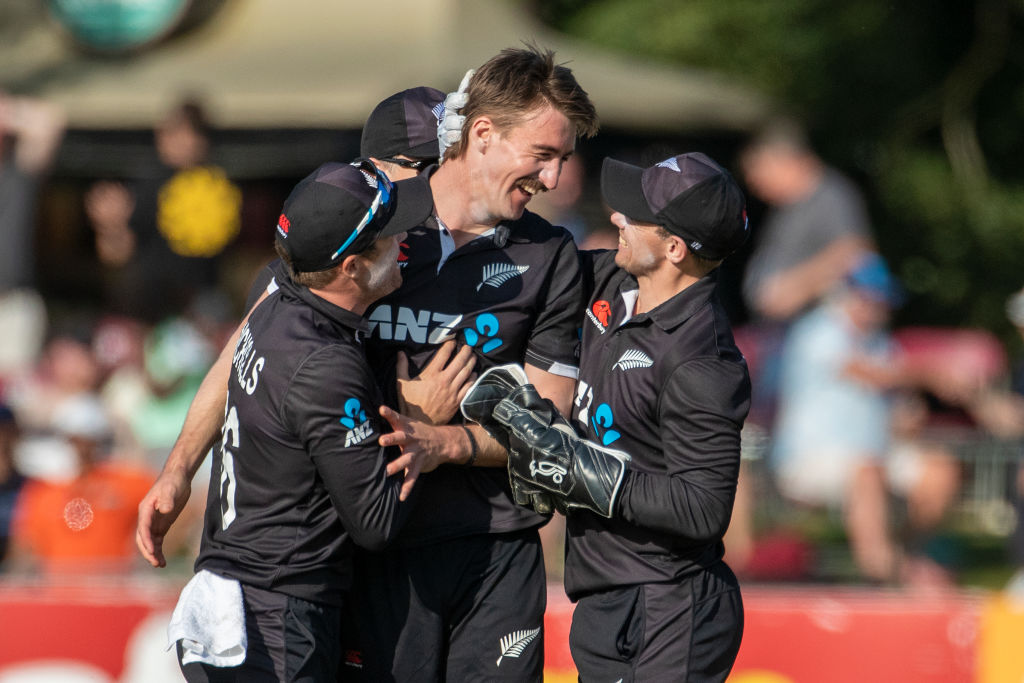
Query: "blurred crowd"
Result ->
[[0, 94, 236, 577], [0, 90, 1022, 593]]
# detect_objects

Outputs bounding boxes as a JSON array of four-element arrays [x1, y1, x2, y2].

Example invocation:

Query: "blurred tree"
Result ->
[[535, 0, 1024, 347]]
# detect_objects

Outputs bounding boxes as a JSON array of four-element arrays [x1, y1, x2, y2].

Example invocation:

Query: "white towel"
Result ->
[[167, 570, 247, 667]]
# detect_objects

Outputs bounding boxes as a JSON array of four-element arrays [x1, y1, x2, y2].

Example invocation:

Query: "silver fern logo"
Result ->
[[431, 101, 445, 124], [656, 156, 681, 171], [357, 168, 378, 188], [613, 349, 654, 371], [476, 263, 530, 291], [496, 627, 541, 666]]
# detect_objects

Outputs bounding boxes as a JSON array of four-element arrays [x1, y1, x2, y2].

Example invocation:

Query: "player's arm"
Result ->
[[616, 359, 750, 539], [291, 348, 441, 550], [380, 361, 574, 483], [136, 286, 271, 568], [525, 363, 575, 419]]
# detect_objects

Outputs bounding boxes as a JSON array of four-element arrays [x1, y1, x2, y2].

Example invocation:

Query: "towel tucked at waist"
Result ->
[[168, 569, 247, 667]]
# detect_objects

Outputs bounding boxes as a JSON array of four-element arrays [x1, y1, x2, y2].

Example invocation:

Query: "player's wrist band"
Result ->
[[461, 425, 478, 466]]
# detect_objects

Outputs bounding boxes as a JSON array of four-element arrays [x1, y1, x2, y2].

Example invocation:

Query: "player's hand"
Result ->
[[136, 469, 192, 568], [378, 406, 446, 501], [497, 386, 631, 519], [395, 340, 476, 425]]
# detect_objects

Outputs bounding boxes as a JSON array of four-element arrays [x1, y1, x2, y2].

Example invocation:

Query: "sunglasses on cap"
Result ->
[[331, 159, 395, 260], [379, 156, 437, 171]]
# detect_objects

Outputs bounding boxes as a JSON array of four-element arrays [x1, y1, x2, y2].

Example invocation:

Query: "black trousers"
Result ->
[[569, 562, 743, 683], [179, 583, 341, 683], [340, 528, 547, 682]]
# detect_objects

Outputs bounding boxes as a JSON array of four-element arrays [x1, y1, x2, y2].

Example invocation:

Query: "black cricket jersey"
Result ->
[[363, 208, 584, 546], [196, 275, 412, 607], [564, 250, 751, 600]]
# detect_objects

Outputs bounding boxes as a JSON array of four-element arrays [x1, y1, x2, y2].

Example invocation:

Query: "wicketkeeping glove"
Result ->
[[461, 366, 559, 515], [437, 69, 473, 163], [459, 363, 529, 450], [495, 385, 631, 518]]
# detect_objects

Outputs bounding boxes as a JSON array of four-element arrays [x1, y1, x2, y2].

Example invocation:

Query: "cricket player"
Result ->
[[136, 86, 450, 569], [172, 160, 435, 681], [335, 46, 599, 681], [467, 152, 752, 681]]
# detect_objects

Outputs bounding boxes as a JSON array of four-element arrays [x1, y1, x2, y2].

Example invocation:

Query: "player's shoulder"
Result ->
[[505, 209, 576, 247]]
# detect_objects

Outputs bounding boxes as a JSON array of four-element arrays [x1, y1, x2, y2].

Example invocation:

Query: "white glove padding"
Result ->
[[437, 69, 474, 163], [496, 385, 631, 518]]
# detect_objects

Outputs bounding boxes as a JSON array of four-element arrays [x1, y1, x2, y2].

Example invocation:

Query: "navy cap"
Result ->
[[360, 87, 445, 160], [275, 160, 432, 273], [601, 152, 749, 260]]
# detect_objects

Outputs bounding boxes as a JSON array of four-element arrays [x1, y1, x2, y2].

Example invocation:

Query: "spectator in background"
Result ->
[[85, 98, 242, 323], [966, 287, 1024, 594], [11, 395, 153, 574], [0, 404, 28, 566], [4, 333, 108, 482], [0, 92, 65, 384], [726, 117, 875, 575], [128, 317, 214, 463], [739, 117, 874, 425], [770, 254, 966, 585]]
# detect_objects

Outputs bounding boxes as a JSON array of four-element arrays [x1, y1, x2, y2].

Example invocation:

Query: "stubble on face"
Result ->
[[612, 213, 662, 277], [363, 235, 404, 299]]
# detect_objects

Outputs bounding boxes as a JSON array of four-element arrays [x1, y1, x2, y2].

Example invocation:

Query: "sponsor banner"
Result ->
[[0, 580, 999, 682]]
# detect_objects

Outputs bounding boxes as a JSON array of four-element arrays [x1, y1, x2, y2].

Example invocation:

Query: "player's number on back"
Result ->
[[220, 405, 240, 530]]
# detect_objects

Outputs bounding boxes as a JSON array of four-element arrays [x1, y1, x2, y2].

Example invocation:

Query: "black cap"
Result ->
[[275, 160, 433, 273], [360, 87, 445, 160], [601, 152, 749, 260]]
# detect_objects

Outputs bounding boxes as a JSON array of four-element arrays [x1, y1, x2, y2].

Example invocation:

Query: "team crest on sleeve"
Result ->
[[612, 349, 653, 371], [340, 398, 374, 447], [476, 263, 529, 291], [586, 300, 611, 333]]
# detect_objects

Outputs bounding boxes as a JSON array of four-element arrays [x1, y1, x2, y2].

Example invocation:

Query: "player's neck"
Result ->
[[430, 159, 499, 240], [307, 282, 371, 317], [634, 267, 700, 315]]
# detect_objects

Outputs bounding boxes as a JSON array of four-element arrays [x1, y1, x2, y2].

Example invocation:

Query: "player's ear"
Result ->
[[469, 115, 493, 153], [338, 254, 364, 281], [664, 234, 687, 265]]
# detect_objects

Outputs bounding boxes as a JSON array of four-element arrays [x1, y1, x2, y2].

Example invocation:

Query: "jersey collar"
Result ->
[[615, 270, 719, 332], [276, 274, 370, 338]]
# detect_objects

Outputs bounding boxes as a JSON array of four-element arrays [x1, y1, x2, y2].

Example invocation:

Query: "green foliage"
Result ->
[[535, 0, 1024, 342]]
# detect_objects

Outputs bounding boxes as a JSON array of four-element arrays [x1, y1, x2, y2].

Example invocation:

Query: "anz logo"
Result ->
[[340, 398, 374, 447], [591, 403, 621, 446], [573, 381, 622, 446], [366, 305, 462, 344], [463, 313, 503, 353], [365, 305, 504, 355]]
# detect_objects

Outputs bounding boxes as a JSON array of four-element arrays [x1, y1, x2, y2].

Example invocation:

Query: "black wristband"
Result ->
[[461, 425, 478, 466]]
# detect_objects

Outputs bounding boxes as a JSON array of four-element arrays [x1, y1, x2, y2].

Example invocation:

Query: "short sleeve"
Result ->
[[523, 236, 585, 377]]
